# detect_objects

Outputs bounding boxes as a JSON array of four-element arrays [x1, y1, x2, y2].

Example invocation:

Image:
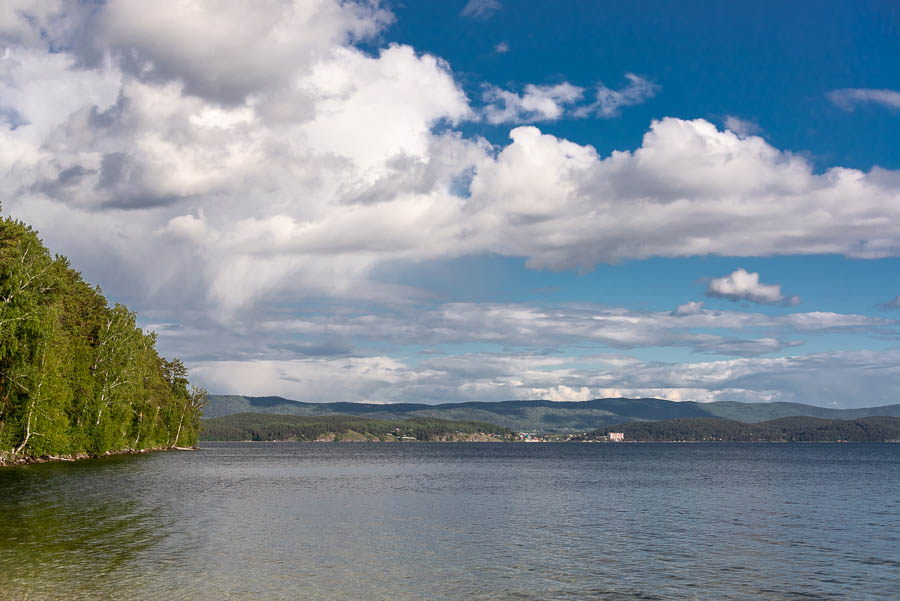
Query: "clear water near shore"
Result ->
[[1, 442, 898, 600]]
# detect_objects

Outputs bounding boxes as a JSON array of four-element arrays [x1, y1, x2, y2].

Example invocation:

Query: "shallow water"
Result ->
[[1, 442, 898, 600]]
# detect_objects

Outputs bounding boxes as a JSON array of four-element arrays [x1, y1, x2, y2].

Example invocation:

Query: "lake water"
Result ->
[[1, 442, 898, 600]]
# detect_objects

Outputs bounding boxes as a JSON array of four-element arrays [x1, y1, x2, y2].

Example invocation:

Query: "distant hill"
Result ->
[[587, 416, 900, 442], [200, 413, 512, 442], [205, 395, 900, 433]]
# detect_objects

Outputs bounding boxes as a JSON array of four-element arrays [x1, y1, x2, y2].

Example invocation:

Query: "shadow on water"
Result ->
[[0, 456, 168, 601]]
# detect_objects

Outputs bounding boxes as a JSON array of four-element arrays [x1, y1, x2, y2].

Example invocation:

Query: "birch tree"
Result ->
[[0, 208, 209, 461]]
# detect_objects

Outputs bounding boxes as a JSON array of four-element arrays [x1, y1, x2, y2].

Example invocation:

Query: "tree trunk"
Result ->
[[172, 399, 188, 447], [13, 398, 35, 455]]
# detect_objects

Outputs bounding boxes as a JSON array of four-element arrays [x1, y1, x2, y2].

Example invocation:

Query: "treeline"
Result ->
[[581, 416, 900, 442], [200, 413, 513, 442], [0, 212, 207, 463]]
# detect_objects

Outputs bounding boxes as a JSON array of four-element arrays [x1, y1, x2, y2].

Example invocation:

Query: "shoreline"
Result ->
[[0, 445, 197, 468], [199, 438, 898, 444]]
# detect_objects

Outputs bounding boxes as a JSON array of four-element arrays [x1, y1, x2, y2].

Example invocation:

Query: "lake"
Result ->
[[1, 442, 898, 600]]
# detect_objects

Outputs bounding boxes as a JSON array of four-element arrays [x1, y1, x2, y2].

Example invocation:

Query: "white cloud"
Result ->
[[0, 1, 67, 49], [482, 82, 584, 124], [494, 41, 509, 54], [672, 301, 704, 315], [9, 13, 900, 309], [574, 73, 658, 118], [188, 350, 900, 408], [7, 6, 900, 306], [157, 213, 210, 243], [300, 44, 473, 173], [190, 356, 423, 402], [706, 268, 799, 305], [465, 119, 900, 271], [723, 115, 761, 137], [2, 0, 900, 411], [482, 73, 657, 124], [531, 385, 593, 402], [461, 0, 501, 19], [94, 0, 391, 104], [828, 88, 900, 111], [216, 301, 891, 364], [9, 70, 900, 318], [0, 11, 477, 313]]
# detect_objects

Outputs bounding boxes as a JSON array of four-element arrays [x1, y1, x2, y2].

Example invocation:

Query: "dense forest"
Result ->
[[200, 413, 513, 442], [582, 416, 900, 442], [0, 210, 207, 464]]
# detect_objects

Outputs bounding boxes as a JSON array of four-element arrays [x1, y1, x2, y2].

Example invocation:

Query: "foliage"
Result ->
[[0, 211, 206, 461], [579, 416, 900, 442], [200, 413, 513, 442]]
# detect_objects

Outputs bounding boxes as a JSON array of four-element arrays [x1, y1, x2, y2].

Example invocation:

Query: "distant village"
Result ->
[[517, 432, 625, 442]]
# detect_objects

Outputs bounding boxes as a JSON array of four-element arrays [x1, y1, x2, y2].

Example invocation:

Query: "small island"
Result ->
[[0, 211, 207, 466]]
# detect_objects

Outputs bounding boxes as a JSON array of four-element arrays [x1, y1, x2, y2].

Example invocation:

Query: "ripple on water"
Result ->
[[1, 442, 898, 601]]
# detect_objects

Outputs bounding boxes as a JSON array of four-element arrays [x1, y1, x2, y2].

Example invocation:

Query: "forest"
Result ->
[[582, 416, 900, 442], [0, 210, 207, 464], [204, 394, 900, 432], [200, 412, 514, 442]]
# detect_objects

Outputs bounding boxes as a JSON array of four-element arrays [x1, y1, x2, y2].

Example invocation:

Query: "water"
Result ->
[[1, 442, 898, 600]]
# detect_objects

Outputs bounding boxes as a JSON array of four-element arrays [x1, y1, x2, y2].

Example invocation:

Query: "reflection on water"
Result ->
[[0, 458, 167, 600], [1, 443, 898, 600]]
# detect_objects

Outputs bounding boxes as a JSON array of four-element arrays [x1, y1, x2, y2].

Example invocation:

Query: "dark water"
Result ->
[[1, 443, 898, 600]]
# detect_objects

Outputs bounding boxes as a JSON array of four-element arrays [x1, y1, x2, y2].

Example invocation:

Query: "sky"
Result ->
[[1, 1, 899, 408]]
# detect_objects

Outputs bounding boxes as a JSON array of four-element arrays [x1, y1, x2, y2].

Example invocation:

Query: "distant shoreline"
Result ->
[[199, 439, 898, 444], [0, 446, 197, 468]]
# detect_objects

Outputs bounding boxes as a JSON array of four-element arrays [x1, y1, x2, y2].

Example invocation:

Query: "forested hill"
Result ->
[[0, 212, 207, 465], [586, 416, 900, 442], [201, 413, 513, 442], [205, 394, 900, 433]]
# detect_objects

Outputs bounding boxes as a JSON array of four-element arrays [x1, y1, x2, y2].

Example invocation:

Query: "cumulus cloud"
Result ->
[[9, 30, 900, 317], [1, 17, 476, 311], [494, 41, 509, 54], [574, 73, 659, 118], [3, 0, 900, 409], [672, 301, 704, 315], [706, 269, 799, 305], [461, 119, 900, 271], [93, 0, 391, 104], [828, 88, 900, 111], [482, 82, 584, 124], [461, 0, 501, 19]]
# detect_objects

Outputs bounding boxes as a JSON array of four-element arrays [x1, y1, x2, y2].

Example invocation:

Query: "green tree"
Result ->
[[0, 208, 208, 462]]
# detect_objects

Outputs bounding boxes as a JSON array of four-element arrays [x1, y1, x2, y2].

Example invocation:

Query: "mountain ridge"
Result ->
[[205, 395, 900, 433]]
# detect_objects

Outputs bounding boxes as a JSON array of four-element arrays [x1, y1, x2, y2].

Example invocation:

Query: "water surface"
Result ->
[[1, 442, 898, 600]]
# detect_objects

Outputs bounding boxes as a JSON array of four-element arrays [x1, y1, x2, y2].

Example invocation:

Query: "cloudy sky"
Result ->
[[2, 1, 900, 408]]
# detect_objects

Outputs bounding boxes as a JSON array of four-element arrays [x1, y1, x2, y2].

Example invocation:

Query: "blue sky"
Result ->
[[390, 1, 900, 171], [1, 1, 899, 407]]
